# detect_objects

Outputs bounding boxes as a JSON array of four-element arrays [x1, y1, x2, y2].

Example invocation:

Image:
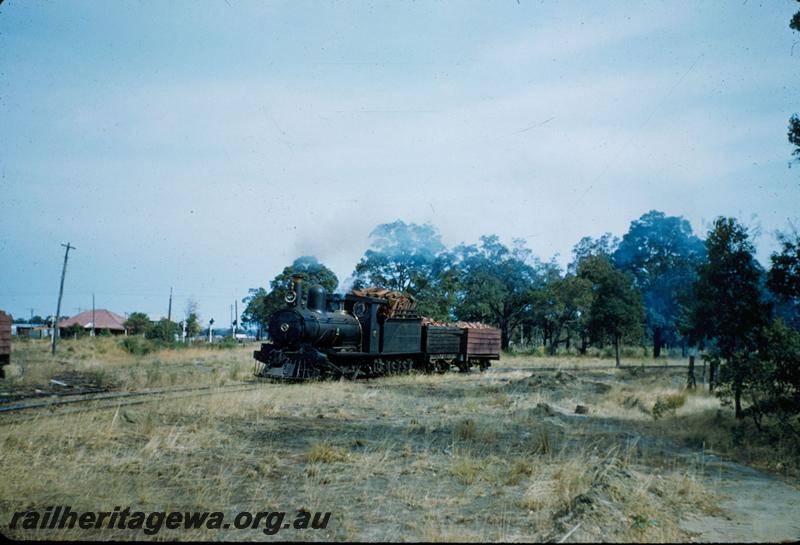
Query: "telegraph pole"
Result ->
[[167, 287, 173, 322], [91, 293, 96, 337], [51, 242, 75, 355], [234, 299, 238, 338]]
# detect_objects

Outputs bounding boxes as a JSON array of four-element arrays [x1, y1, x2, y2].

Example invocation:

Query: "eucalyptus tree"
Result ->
[[613, 211, 706, 357]]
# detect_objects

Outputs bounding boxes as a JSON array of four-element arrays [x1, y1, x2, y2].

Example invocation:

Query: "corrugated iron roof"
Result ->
[[58, 309, 126, 331]]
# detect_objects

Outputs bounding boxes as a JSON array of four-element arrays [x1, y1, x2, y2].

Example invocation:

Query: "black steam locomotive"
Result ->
[[253, 275, 501, 380]]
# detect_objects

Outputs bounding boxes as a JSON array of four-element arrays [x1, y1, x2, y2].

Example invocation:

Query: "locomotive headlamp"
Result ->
[[285, 291, 296, 303]]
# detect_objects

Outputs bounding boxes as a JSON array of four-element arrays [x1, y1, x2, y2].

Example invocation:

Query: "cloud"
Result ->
[[2, 1, 798, 322], [477, 3, 685, 66]]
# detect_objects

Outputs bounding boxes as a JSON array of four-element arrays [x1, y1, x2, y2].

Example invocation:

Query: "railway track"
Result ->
[[0, 363, 693, 419], [0, 382, 264, 419], [495, 363, 695, 373]]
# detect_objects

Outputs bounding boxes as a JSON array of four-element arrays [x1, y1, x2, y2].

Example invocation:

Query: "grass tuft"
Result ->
[[305, 442, 349, 464]]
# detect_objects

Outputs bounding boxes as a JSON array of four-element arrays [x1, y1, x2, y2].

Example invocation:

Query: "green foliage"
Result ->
[[568, 232, 619, 274], [745, 319, 800, 434], [453, 236, 552, 348], [629, 513, 658, 531], [690, 217, 770, 418], [613, 210, 706, 357], [767, 230, 800, 329], [12, 315, 46, 324], [350, 221, 458, 321], [120, 336, 157, 355], [146, 319, 180, 342], [768, 230, 800, 302], [124, 312, 152, 336], [790, 4, 800, 160], [790, 114, 800, 159], [241, 287, 269, 335], [242, 256, 338, 335], [532, 275, 593, 355], [183, 299, 202, 339], [353, 220, 458, 321], [66, 323, 86, 338], [213, 337, 239, 349], [185, 312, 201, 338], [690, 218, 769, 361], [352, 221, 446, 293], [411, 254, 459, 322], [578, 255, 645, 365]]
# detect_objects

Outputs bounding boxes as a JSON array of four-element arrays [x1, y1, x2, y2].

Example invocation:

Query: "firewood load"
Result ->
[[420, 317, 494, 329], [351, 287, 417, 319]]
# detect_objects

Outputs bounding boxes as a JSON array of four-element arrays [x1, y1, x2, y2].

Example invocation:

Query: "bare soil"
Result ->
[[510, 364, 800, 543]]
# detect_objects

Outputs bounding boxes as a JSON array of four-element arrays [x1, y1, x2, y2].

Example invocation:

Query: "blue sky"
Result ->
[[1, 0, 798, 326]]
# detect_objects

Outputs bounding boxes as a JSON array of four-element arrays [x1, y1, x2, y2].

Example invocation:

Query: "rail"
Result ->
[[0, 382, 263, 418]]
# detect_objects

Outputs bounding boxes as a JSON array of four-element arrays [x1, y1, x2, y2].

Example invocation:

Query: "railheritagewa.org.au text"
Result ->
[[8, 506, 331, 536]]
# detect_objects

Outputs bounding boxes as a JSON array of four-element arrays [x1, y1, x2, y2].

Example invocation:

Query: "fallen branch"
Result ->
[[558, 523, 581, 543]]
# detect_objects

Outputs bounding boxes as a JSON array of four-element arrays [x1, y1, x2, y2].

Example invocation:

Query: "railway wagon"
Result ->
[[253, 275, 502, 381], [0, 311, 11, 379], [461, 327, 502, 370]]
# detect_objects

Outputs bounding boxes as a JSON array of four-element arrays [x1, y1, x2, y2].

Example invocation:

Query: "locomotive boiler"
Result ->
[[253, 275, 502, 381]]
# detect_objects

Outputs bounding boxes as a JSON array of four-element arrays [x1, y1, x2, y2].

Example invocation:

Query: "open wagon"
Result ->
[[0, 311, 11, 379], [459, 326, 502, 371]]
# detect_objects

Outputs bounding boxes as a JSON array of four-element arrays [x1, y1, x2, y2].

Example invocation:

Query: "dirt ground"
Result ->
[[1, 351, 799, 542]]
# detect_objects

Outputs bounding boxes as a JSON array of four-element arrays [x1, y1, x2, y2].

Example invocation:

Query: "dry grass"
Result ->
[[581, 365, 800, 478], [4, 337, 254, 391], [0, 349, 738, 541]]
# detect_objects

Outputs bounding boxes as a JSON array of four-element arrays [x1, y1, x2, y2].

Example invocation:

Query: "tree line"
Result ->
[[243, 211, 800, 430], [122, 300, 202, 342]]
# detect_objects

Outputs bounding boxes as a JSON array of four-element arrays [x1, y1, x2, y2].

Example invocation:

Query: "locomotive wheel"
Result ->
[[373, 359, 388, 377]]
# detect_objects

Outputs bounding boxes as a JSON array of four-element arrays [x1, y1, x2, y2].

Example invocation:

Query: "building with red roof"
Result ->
[[58, 309, 127, 336]]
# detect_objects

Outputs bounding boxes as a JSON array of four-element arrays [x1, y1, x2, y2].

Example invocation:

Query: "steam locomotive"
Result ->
[[253, 275, 501, 380]]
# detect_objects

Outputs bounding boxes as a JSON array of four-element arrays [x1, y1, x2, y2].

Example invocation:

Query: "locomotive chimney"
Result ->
[[291, 274, 305, 308]]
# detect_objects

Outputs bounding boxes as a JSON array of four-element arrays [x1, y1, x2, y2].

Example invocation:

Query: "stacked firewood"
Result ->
[[350, 287, 417, 318], [420, 317, 494, 329]]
